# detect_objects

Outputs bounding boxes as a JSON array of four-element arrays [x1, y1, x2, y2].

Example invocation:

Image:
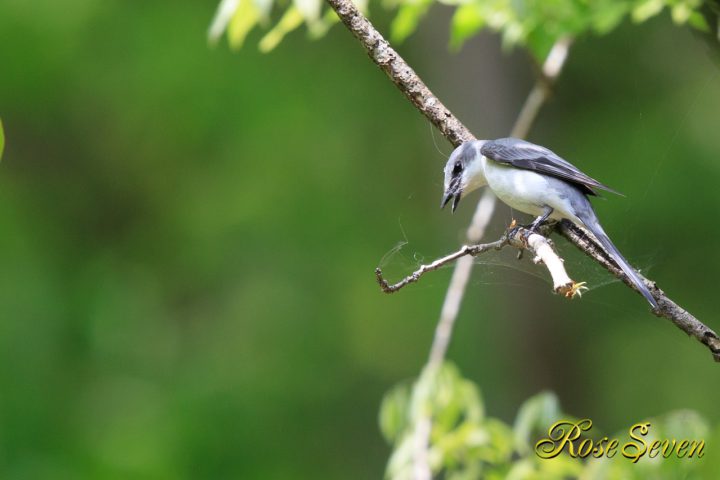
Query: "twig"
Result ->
[[376, 225, 587, 298], [558, 221, 720, 362], [512, 39, 572, 139], [376, 239, 506, 293]]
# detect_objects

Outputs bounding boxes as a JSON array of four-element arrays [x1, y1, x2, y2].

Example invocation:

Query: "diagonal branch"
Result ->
[[558, 221, 720, 361], [325, 0, 473, 146]]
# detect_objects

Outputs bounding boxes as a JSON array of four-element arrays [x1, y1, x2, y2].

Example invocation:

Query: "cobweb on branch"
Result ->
[[377, 227, 660, 296]]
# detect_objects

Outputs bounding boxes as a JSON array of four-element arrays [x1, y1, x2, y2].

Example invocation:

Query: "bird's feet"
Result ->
[[526, 217, 556, 233], [508, 219, 550, 235], [560, 281, 588, 299]]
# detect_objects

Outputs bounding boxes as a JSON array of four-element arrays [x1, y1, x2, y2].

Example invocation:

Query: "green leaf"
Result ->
[[294, 0, 321, 23], [445, 462, 482, 480], [450, 3, 485, 50], [525, 27, 556, 63], [391, 0, 433, 43], [227, 0, 260, 50], [258, 6, 304, 52], [307, 8, 340, 39], [499, 21, 525, 50], [632, 0, 665, 23], [473, 418, 514, 464], [592, 2, 630, 34], [386, 432, 416, 479], [687, 11, 710, 32], [671, 3, 692, 24], [656, 409, 709, 439], [208, 0, 240, 45], [512, 391, 561, 456], [0, 118, 4, 162], [379, 382, 411, 444], [535, 454, 584, 477]]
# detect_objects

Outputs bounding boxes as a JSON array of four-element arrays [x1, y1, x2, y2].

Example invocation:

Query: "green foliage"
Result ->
[[379, 363, 514, 479], [582, 411, 719, 480], [449, 3, 486, 50], [380, 361, 716, 480], [390, 0, 434, 43], [512, 391, 563, 456], [210, 0, 710, 60], [0, 118, 4, 162]]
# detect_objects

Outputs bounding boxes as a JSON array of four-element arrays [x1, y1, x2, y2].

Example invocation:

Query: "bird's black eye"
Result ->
[[452, 162, 463, 175]]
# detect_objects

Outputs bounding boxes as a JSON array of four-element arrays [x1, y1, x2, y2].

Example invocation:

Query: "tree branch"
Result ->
[[557, 221, 720, 362], [324, 0, 719, 477], [375, 238, 506, 293], [325, 0, 473, 146], [376, 224, 587, 298]]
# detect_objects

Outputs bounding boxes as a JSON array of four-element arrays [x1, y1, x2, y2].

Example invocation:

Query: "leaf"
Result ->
[[445, 462, 482, 480], [687, 11, 710, 32], [499, 21, 525, 50], [379, 382, 411, 444], [294, 0, 322, 23], [525, 27, 556, 63], [391, 0, 433, 44], [208, 0, 240, 45], [258, 6, 304, 52], [671, 3, 692, 24], [512, 391, 561, 456], [385, 432, 416, 479], [472, 418, 514, 464], [254, 0, 274, 18], [592, 2, 630, 34], [656, 409, 709, 439], [450, 3, 486, 50], [632, 0, 665, 23], [307, 8, 340, 39], [0, 118, 4, 162], [535, 454, 584, 477], [228, 0, 261, 50]]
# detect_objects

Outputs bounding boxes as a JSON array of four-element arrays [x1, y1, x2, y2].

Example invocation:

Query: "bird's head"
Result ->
[[441, 140, 487, 212]]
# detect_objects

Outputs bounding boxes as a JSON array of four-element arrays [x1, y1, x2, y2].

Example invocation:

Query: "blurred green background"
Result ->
[[1, 1, 719, 478]]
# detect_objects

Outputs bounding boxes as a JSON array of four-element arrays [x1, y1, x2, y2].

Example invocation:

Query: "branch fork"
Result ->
[[376, 223, 587, 299]]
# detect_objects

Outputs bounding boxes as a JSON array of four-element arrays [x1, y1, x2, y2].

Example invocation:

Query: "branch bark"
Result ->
[[558, 221, 720, 361], [325, 0, 473, 146]]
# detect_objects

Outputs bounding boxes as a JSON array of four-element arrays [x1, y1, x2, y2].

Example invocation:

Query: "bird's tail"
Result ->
[[576, 211, 658, 309]]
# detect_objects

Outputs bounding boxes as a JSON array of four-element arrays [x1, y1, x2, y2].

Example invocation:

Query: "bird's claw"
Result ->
[[564, 281, 588, 299]]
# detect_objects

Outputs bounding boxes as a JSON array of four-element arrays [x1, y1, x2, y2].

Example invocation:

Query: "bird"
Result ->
[[440, 137, 658, 309]]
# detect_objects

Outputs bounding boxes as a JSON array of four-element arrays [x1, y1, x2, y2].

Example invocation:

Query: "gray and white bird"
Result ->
[[441, 138, 657, 309]]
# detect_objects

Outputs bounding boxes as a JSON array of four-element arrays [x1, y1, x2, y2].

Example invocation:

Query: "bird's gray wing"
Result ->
[[480, 138, 621, 196]]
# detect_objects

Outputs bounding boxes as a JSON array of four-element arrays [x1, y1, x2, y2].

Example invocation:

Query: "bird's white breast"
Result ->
[[482, 157, 579, 221]]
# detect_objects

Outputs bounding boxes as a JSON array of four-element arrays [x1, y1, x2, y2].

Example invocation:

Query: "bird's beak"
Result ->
[[440, 184, 462, 213], [440, 191, 453, 210], [452, 192, 462, 212]]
